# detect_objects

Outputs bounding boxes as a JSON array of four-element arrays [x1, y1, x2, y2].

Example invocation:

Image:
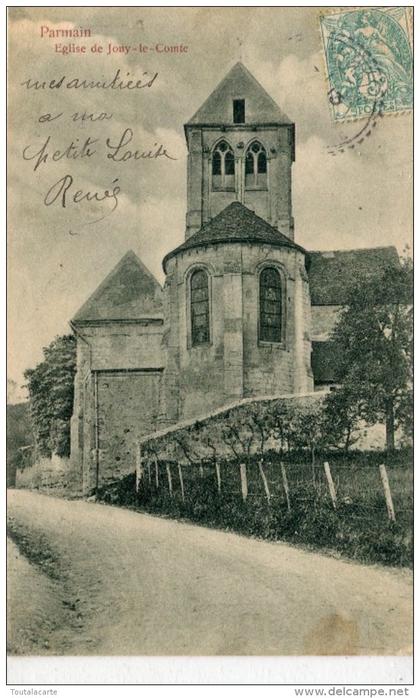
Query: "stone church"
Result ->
[[70, 62, 398, 493]]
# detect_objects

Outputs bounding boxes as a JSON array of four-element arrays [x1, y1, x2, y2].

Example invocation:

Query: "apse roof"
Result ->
[[162, 202, 304, 271]]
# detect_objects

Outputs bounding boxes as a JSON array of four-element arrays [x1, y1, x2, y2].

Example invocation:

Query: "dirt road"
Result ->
[[7, 489, 412, 656]]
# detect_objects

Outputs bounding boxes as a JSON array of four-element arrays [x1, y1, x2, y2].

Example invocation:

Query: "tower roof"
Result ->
[[162, 202, 305, 272], [186, 62, 292, 127], [72, 250, 163, 323]]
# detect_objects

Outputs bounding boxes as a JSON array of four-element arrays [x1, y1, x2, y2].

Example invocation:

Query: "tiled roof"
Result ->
[[72, 251, 163, 323], [307, 247, 400, 306], [186, 62, 292, 127], [162, 202, 304, 271]]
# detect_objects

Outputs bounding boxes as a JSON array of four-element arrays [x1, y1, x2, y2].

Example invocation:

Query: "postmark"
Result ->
[[320, 7, 413, 122]]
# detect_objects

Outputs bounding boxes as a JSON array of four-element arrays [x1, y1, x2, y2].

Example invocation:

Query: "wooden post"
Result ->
[[240, 463, 248, 502], [135, 442, 143, 493], [178, 463, 185, 502], [281, 462, 291, 512], [166, 463, 173, 497], [323, 462, 337, 510], [379, 464, 396, 522], [154, 454, 159, 488], [258, 459, 271, 504], [215, 461, 221, 495], [147, 460, 151, 486], [199, 464, 204, 478]]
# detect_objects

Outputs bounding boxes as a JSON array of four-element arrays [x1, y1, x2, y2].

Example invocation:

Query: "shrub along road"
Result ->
[[7, 489, 412, 656]]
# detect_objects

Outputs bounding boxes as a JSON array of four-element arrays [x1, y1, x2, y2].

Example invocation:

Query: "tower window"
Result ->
[[259, 267, 283, 344], [233, 99, 245, 124], [212, 140, 235, 191], [245, 141, 267, 189], [191, 269, 210, 346]]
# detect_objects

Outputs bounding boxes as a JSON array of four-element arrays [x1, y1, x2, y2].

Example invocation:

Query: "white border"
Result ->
[[3, 0, 416, 692]]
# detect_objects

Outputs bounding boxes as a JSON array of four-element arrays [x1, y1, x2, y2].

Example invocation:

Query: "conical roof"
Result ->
[[72, 251, 163, 323], [162, 202, 304, 272], [186, 62, 292, 127]]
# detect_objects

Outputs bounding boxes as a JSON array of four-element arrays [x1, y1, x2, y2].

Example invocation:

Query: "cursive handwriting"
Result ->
[[21, 68, 158, 91], [44, 174, 120, 223], [106, 128, 177, 162], [23, 136, 98, 172], [22, 130, 177, 171]]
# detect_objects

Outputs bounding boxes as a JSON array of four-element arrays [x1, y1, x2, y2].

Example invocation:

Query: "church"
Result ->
[[69, 62, 399, 494]]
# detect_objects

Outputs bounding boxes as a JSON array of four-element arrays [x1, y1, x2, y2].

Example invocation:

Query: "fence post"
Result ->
[[281, 462, 291, 512], [323, 462, 337, 510], [135, 442, 143, 493], [153, 454, 159, 488], [379, 464, 396, 522], [199, 464, 204, 478], [258, 459, 271, 504], [178, 463, 185, 502], [166, 463, 173, 497], [240, 463, 248, 502], [215, 461, 221, 495]]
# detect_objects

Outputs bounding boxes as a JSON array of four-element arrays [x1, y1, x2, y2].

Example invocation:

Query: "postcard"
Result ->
[[7, 5, 413, 686]]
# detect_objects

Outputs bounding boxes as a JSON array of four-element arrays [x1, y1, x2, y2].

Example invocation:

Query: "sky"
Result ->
[[7, 6, 413, 402]]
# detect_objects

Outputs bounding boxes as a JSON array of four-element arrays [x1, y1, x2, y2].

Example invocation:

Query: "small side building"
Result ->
[[70, 251, 165, 493]]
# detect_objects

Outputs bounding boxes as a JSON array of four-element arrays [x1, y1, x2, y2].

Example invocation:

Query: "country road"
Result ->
[[7, 489, 412, 656]]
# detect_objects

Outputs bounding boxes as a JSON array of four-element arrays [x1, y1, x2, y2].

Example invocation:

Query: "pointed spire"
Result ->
[[186, 62, 292, 126]]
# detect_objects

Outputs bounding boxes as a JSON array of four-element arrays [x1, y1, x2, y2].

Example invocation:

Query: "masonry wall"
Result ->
[[242, 245, 313, 397], [71, 321, 165, 493], [186, 126, 294, 238], [95, 370, 162, 489], [311, 305, 342, 341], [164, 242, 314, 423]]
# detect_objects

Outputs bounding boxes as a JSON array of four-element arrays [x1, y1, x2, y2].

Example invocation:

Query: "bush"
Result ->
[[95, 452, 413, 568]]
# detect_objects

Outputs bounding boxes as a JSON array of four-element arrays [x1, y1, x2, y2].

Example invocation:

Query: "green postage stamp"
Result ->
[[320, 7, 413, 121]]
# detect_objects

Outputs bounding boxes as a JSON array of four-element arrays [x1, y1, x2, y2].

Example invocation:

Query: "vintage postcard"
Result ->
[[6, 4, 413, 686]]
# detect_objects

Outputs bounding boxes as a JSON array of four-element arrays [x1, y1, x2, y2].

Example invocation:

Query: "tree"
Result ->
[[292, 399, 327, 470], [6, 403, 34, 485], [328, 257, 413, 452], [24, 335, 77, 458], [323, 386, 361, 453]]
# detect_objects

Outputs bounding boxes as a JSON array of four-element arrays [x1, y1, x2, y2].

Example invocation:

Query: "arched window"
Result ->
[[245, 141, 267, 189], [212, 141, 235, 191], [259, 267, 283, 343], [191, 269, 210, 346]]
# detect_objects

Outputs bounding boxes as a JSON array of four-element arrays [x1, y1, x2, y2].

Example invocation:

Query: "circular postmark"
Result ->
[[326, 8, 412, 119]]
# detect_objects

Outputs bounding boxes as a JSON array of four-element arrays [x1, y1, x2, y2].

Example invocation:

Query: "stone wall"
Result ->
[[186, 126, 294, 238], [71, 320, 165, 494], [311, 305, 342, 341], [163, 242, 314, 423]]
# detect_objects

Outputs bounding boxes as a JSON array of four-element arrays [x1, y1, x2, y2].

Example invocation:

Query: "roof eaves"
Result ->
[[162, 235, 305, 273]]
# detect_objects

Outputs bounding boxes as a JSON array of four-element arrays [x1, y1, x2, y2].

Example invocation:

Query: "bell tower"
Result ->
[[184, 62, 295, 240]]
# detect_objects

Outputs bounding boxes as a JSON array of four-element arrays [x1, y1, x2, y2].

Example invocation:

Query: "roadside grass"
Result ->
[[96, 449, 413, 569], [7, 516, 63, 581]]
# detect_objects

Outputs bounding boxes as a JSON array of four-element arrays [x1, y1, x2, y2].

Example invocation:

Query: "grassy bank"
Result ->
[[96, 449, 413, 568]]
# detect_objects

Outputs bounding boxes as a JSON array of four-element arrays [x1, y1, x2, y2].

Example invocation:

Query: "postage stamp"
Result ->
[[320, 7, 413, 121]]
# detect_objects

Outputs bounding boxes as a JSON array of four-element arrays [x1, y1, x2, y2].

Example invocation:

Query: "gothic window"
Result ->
[[212, 141, 235, 191], [245, 141, 267, 189], [259, 267, 283, 343], [191, 269, 210, 346], [233, 99, 245, 124]]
